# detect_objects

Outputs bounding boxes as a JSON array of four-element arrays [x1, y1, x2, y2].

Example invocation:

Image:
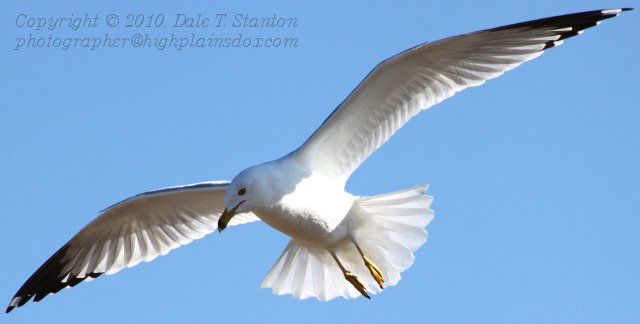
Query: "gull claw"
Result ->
[[363, 256, 384, 289], [343, 271, 370, 299]]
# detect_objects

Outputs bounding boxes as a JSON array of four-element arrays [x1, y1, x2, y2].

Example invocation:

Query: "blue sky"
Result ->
[[1, 1, 638, 323]]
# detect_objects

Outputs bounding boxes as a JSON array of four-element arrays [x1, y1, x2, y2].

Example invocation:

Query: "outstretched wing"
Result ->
[[291, 8, 631, 184], [6, 181, 259, 313]]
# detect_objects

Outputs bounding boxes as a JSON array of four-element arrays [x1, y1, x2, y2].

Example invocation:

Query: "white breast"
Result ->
[[255, 168, 356, 246]]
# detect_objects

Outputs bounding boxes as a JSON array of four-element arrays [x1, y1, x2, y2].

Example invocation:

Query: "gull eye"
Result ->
[[238, 188, 246, 196]]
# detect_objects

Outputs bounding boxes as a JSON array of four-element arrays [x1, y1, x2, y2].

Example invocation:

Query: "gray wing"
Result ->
[[6, 181, 259, 313], [291, 9, 630, 184]]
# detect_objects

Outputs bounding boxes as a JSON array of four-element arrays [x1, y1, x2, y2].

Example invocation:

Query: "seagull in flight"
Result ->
[[7, 8, 631, 313]]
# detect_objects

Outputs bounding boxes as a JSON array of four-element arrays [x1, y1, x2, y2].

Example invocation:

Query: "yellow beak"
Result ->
[[218, 201, 244, 233]]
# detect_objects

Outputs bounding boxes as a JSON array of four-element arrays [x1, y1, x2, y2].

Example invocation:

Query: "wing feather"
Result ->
[[292, 9, 630, 183], [6, 181, 260, 313]]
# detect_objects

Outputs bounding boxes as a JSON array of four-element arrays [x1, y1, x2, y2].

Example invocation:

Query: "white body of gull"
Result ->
[[7, 8, 631, 312]]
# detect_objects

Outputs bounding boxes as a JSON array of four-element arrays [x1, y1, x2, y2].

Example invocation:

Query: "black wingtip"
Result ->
[[6, 244, 75, 313], [5, 296, 22, 314], [600, 8, 633, 16], [487, 8, 631, 51]]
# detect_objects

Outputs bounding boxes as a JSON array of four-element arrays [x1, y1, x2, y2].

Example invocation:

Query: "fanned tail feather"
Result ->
[[261, 185, 434, 300], [351, 185, 434, 287]]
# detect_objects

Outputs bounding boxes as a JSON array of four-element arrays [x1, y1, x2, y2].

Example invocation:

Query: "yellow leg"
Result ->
[[331, 252, 370, 299], [354, 243, 385, 289]]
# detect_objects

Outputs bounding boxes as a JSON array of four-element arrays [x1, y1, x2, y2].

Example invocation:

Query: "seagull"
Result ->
[[7, 8, 631, 313]]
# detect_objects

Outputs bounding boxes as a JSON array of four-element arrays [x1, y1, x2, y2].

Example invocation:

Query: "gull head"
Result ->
[[218, 167, 263, 232]]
